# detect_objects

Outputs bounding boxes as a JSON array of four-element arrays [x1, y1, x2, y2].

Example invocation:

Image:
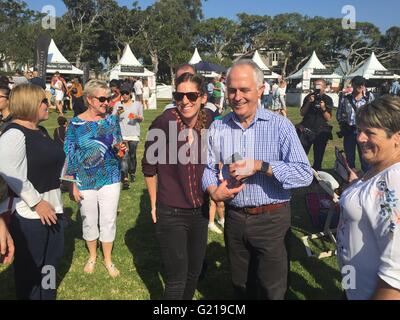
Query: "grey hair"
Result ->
[[226, 59, 264, 87], [83, 80, 111, 107]]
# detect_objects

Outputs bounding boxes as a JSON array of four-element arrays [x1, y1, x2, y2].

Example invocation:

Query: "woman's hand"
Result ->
[[0, 216, 15, 264], [151, 207, 157, 224], [34, 200, 58, 225], [69, 183, 83, 203]]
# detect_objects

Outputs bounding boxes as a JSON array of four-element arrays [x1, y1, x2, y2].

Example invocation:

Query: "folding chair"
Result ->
[[302, 169, 340, 259]]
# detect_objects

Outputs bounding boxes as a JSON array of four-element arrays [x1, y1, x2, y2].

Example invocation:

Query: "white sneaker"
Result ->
[[208, 222, 222, 234], [217, 218, 225, 228]]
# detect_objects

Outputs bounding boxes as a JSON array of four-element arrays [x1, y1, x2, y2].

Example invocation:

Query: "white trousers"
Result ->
[[79, 183, 120, 242]]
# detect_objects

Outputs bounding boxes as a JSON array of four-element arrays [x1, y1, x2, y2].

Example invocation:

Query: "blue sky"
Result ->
[[25, 0, 399, 33]]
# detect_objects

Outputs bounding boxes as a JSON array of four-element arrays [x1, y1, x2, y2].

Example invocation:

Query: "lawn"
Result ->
[[0, 103, 347, 300]]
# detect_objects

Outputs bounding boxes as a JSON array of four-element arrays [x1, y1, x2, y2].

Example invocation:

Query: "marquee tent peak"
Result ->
[[189, 48, 202, 65]]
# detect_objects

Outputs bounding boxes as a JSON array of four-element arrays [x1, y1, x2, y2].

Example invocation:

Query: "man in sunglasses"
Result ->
[[202, 59, 312, 300], [336, 76, 375, 172]]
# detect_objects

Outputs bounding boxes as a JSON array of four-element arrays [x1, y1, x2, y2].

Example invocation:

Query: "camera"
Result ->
[[313, 89, 322, 109]]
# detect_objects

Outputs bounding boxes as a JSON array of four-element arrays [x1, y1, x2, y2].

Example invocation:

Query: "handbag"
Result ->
[[296, 124, 317, 143]]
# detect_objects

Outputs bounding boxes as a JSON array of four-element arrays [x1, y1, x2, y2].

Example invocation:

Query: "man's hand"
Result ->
[[0, 215, 14, 264], [308, 94, 316, 103], [209, 180, 245, 202], [228, 159, 262, 181]]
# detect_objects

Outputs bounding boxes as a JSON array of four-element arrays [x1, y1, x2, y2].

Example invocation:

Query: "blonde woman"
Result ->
[[64, 80, 124, 278], [0, 84, 65, 299]]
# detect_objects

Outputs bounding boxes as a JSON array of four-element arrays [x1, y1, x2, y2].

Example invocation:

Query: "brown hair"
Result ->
[[356, 95, 400, 137], [175, 73, 208, 131]]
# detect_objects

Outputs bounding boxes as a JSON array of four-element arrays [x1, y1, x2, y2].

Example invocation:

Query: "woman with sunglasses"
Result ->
[[142, 73, 214, 299], [114, 89, 143, 189], [0, 84, 65, 299], [64, 80, 124, 278]]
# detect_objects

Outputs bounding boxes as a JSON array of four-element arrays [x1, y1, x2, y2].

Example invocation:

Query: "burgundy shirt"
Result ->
[[142, 108, 214, 209]]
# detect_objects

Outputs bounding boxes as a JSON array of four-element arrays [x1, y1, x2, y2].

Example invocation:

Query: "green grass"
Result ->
[[0, 104, 346, 300]]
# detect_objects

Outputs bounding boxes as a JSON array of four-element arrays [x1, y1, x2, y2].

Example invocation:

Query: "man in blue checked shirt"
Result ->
[[202, 59, 313, 300]]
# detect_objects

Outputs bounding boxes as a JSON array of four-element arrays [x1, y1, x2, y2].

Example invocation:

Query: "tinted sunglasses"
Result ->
[[93, 96, 112, 103], [120, 90, 130, 95], [173, 91, 200, 102], [41, 98, 49, 106]]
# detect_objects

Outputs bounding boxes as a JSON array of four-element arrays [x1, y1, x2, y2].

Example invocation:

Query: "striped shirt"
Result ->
[[202, 108, 313, 207]]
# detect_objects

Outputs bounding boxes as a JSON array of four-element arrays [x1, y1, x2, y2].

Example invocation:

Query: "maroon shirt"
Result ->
[[142, 108, 214, 209]]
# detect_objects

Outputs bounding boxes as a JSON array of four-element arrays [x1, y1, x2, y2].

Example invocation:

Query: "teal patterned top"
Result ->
[[64, 114, 122, 190]]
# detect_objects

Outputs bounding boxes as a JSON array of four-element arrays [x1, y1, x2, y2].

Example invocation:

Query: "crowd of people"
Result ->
[[1, 61, 400, 301]]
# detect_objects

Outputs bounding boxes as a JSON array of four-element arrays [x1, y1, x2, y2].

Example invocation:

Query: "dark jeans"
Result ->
[[300, 130, 331, 171], [225, 203, 291, 300], [121, 141, 139, 180], [9, 212, 64, 300], [155, 202, 209, 300], [343, 131, 369, 172]]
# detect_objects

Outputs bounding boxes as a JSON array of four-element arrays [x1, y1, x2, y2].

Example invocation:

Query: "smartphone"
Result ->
[[225, 153, 249, 183]]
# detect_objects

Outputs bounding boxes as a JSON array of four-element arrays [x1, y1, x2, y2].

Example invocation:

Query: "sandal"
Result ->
[[84, 259, 96, 274], [104, 262, 120, 278]]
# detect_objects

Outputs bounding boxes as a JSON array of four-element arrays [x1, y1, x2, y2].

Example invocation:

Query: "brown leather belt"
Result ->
[[228, 202, 288, 215]]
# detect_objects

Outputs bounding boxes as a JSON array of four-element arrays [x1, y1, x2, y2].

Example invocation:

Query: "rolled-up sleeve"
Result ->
[[269, 120, 313, 190], [202, 123, 219, 191], [0, 129, 41, 207]]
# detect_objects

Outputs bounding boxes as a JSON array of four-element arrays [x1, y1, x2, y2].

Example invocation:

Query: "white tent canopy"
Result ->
[[287, 51, 341, 79], [109, 44, 157, 109], [109, 44, 155, 79], [346, 52, 400, 80], [47, 39, 83, 75], [252, 50, 281, 79], [188, 48, 202, 65]]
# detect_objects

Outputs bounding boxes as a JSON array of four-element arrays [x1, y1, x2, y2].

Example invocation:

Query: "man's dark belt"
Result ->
[[227, 202, 289, 215]]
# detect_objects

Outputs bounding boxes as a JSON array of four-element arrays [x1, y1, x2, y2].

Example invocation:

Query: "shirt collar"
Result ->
[[225, 105, 271, 128]]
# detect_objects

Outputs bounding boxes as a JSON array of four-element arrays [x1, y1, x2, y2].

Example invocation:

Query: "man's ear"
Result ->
[[258, 85, 265, 98]]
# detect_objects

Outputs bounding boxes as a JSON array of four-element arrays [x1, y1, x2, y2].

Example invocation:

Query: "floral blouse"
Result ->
[[337, 163, 400, 300], [64, 114, 122, 190]]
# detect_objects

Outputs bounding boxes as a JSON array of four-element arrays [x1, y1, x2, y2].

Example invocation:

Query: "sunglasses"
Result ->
[[173, 91, 200, 102], [41, 98, 49, 106], [93, 96, 112, 103]]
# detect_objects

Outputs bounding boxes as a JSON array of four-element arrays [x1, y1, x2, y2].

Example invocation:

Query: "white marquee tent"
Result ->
[[109, 44, 157, 109], [109, 44, 155, 79], [188, 48, 222, 78], [287, 51, 341, 80], [188, 48, 202, 65], [252, 50, 281, 79], [346, 52, 399, 80], [47, 39, 83, 75]]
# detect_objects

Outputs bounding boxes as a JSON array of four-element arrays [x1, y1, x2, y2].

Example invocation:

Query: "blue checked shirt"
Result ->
[[202, 108, 313, 207]]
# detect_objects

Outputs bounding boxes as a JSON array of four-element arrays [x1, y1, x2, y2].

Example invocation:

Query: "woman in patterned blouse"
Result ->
[[64, 80, 124, 278], [337, 95, 400, 299]]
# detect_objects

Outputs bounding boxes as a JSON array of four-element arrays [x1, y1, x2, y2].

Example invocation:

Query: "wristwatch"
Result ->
[[260, 161, 270, 175]]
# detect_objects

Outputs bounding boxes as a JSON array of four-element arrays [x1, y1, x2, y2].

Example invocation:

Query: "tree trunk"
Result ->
[[75, 39, 84, 68], [150, 49, 158, 75]]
